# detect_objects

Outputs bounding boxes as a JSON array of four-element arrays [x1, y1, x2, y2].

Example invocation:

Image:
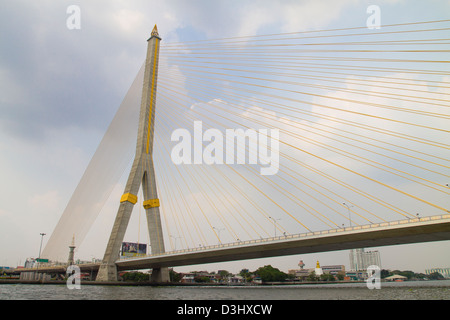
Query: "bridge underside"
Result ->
[[116, 217, 450, 271]]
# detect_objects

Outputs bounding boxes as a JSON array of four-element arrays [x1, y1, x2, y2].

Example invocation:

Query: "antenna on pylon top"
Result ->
[[151, 24, 159, 37], [148, 24, 161, 41]]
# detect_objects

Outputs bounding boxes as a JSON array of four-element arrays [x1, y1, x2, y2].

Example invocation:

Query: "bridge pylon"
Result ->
[[96, 25, 169, 282]]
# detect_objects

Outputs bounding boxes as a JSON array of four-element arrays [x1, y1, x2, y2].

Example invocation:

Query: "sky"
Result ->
[[0, 0, 449, 274]]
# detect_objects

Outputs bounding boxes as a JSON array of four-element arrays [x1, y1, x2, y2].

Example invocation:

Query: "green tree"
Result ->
[[286, 273, 296, 281], [336, 272, 345, 281], [194, 276, 211, 283], [169, 269, 182, 282], [122, 271, 149, 282], [254, 265, 287, 283], [239, 269, 252, 283], [414, 273, 427, 280], [427, 272, 444, 280], [218, 270, 231, 282], [320, 273, 335, 281], [381, 269, 391, 279], [398, 270, 415, 280], [307, 271, 318, 282]]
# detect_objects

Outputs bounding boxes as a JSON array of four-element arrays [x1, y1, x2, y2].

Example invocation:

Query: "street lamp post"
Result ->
[[38, 233, 46, 261], [342, 203, 353, 227], [268, 217, 281, 237], [35, 233, 46, 281], [170, 235, 181, 251], [213, 227, 224, 245]]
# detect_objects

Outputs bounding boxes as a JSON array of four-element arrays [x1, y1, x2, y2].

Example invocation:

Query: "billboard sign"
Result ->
[[121, 242, 147, 257]]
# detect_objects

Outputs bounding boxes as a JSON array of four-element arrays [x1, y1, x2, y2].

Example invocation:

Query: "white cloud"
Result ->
[[28, 190, 61, 212], [280, 0, 358, 32], [112, 9, 146, 35]]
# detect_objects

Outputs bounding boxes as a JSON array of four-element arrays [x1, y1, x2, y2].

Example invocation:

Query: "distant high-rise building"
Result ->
[[349, 248, 381, 271], [425, 267, 450, 278], [365, 250, 382, 268]]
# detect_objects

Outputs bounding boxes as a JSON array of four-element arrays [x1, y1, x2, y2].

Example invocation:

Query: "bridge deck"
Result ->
[[18, 215, 450, 274], [116, 214, 450, 271]]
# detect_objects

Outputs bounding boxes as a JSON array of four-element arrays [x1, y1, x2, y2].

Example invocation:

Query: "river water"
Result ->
[[0, 280, 449, 300]]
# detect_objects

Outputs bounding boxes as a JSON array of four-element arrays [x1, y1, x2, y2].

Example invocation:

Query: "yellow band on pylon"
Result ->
[[143, 199, 160, 209], [145, 38, 159, 154], [120, 193, 138, 204]]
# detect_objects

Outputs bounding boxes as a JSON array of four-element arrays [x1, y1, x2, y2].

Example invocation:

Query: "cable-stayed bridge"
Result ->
[[19, 214, 450, 277], [25, 20, 450, 281]]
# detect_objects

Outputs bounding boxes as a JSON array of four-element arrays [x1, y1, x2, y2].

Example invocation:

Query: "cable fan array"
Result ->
[[42, 20, 450, 260], [150, 20, 450, 251]]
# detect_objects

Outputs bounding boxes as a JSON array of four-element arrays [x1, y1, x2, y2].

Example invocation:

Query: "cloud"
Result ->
[[28, 190, 61, 212], [0, 0, 363, 143], [279, 0, 358, 32], [160, 0, 360, 38]]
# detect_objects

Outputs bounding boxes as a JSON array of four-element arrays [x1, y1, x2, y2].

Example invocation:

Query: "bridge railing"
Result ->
[[118, 213, 450, 261]]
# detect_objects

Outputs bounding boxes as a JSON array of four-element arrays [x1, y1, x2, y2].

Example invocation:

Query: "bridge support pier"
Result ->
[[96, 263, 118, 282], [151, 267, 170, 283], [96, 264, 169, 283], [19, 271, 51, 282]]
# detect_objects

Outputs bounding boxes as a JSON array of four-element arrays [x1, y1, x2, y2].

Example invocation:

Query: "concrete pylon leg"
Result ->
[[96, 201, 139, 281], [142, 156, 169, 282], [97, 263, 119, 282], [142, 158, 164, 254], [97, 26, 168, 282], [96, 159, 142, 281]]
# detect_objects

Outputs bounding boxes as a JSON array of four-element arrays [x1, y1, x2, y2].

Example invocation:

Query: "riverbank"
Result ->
[[1, 280, 449, 301], [1, 278, 446, 287]]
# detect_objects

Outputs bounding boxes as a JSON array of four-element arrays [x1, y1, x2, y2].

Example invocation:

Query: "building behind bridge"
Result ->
[[288, 263, 346, 280], [349, 248, 381, 271], [425, 267, 450, 279]]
